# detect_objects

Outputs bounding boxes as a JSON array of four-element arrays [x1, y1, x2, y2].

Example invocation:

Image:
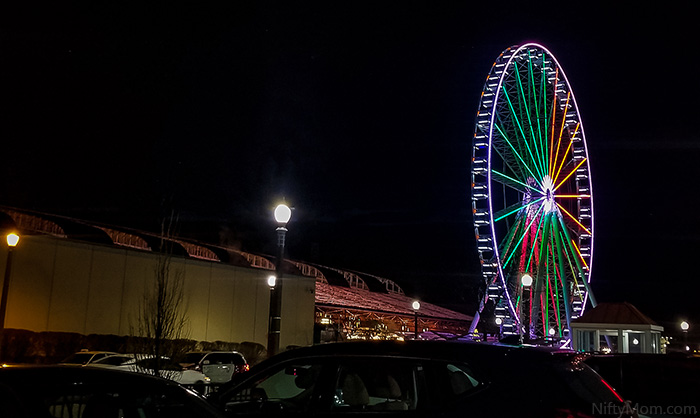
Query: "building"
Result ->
[[0, 206, 472, 354], [571, 302, 664, 354]]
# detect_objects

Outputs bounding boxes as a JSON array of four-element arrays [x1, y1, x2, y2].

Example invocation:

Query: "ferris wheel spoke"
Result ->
[[528, 50, 547, 177], [554, 194, 591, 199], [513, 61, 546, 177], [550, 216, 573, 329], [555, 202, 591, 236], [546, 244, 562, 334], [541, 53, 550, 174], [494, 197, 545, 222], [550, 92, 571, 179], [491, 170, 543, 195], [524, 212, 546, 272], [552, 123, 579, 182], [502, 203, 545, 270], [556, 214, 597, 306], [553, 157, 587, 192], [494, 124, 544, 188], [498, 216, 525, 266], [547, 67, 560, 175], [491, 143, 528, 183], [500, 86, 546, 180]]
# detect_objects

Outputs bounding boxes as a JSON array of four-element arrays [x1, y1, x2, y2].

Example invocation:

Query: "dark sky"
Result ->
[[2, 3, 699, 331]]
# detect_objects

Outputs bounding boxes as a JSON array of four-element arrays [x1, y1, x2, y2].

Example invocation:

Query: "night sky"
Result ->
[[2, 3, 699, 333]]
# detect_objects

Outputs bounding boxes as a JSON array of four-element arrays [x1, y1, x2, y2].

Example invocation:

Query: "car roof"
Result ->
[[258, 340, 577, 366], [0, 364, 181, 387]]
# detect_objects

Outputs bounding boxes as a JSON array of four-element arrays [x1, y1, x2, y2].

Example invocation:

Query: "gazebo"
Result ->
[[571, 302, 664, 353]]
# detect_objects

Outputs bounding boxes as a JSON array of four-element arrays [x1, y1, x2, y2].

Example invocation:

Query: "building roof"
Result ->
[[0, 206, 471, 324], [573, 302, 657, 325], [315, 281, 472, 322]]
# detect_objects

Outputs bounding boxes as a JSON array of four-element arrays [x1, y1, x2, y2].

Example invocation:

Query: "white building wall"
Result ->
[[0, 234, 314, 349]]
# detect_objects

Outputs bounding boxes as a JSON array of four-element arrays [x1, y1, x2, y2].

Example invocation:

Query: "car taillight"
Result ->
[[241, 364, 250, 372], [552, 409, 596, 418], [600, 378, 624, 403]]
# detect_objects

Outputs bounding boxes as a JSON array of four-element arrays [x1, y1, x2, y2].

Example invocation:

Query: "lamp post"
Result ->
[[681, 321, 690, 351], [412, 300, 421, 339], [519, 273, 533, 345], [0, 232, 20, 361], [267, 204, 291, 358]]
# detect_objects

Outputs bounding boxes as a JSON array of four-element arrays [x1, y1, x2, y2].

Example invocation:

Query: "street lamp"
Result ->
[[0, 232, 20, 361], [681, 321, 690, 350], [519, 273, 533, 345], [267, 275, 277, 288], [267, 204, 291, 358], [412, 300, 421, 339]]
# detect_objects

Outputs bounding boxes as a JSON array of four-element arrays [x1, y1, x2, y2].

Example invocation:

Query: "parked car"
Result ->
[[58, 350, 118, 365], [211, 340, 638, 417], [90, 353, 211, 386], [586, 353, 700, 417], [181, 351, 250, 384], [0, 365, 225, 418]]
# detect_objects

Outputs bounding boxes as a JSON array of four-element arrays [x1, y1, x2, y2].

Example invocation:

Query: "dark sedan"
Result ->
[[0, 364, 225, 418], [211, 340, 637, 418]]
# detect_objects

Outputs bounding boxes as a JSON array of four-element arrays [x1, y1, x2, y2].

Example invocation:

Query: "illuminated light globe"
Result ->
[[274, 204, 292, 225], [469, 43, 596, 343]]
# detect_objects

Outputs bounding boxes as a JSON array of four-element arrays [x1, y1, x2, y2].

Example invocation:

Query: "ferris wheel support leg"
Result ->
[[468, 311, 482, 337], [557, 216, 597, 307], [551, 217, 573, 334], [467, 284, 491, 337]]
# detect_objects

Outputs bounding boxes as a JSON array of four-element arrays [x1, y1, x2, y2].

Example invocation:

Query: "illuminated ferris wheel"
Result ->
[[469, 43, 596, 343]]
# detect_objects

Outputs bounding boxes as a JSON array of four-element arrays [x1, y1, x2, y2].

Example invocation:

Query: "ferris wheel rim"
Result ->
[[471, 42, 595, 338]]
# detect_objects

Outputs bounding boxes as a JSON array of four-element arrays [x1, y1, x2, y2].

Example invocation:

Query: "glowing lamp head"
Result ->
[[412, 301, 421, 311], [6, 233, 19, 247], [495, 318, 503, 325], [521, 274, 533, 287], [549, 328, 556, 336], [681, 321, 690, 331], [267, 275, 277, 288], [274, 204, 291, 225]]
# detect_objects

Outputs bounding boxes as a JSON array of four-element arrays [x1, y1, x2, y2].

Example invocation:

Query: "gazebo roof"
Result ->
[[573, 302, 657, 326]]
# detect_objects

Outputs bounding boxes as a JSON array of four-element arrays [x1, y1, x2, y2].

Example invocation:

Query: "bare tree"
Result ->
[[131, 215, 189, 378]]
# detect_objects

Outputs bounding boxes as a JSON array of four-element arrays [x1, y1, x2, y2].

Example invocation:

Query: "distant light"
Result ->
[[495, 318, 503, 325], [267, 275, 277, 287], [274, 204, 292, 224], [548, 328, 555, 336], [521, 274, 533, 287], [6, 233, 19, 247], [412, 301, 421, 311], [681, 321, 690, 331], [632, 338, 639, 345]]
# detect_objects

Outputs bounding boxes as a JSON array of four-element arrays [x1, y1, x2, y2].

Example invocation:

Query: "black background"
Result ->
[[2, 2, 699, 333]]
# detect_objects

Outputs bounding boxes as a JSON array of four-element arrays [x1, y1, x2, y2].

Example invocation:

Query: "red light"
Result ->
[[600, 378, 624, 403], [553, 409, 596, 418]]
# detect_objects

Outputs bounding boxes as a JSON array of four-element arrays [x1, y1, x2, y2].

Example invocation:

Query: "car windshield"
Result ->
[[136, 358, 181, 371], [93, 355, 135, 366], [60, 353, 94, 364], [182, 353, 207, 364]]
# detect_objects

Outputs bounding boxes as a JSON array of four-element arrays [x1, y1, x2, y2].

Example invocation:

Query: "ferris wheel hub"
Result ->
[[541, 175, 555, 213]]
